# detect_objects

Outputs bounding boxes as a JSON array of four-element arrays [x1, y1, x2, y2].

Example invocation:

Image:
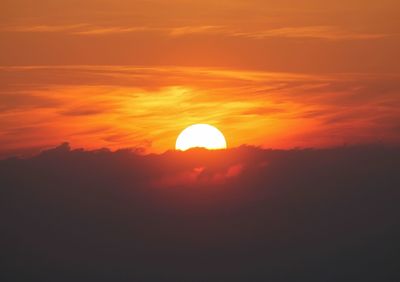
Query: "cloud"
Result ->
[[0, 24, 224, 37], [234, 26, 390, 41], [0, 24, 156, 35], [152, 162, 244, 188], [72, 26, 158, 35], [1, 144, 399, 280], [0, 93, 60, 111], [1, 24, 390, 41], [0, 24, 88, 33], [59, 104, 116, 116], [168, 25, 225, 37]]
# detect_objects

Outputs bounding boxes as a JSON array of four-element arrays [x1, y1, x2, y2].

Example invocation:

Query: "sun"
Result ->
[[176, 124, 227, 151]]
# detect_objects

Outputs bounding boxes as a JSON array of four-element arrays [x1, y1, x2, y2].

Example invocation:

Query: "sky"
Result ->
[[2, 2, 400, 280], [1, 0, 400, 156]]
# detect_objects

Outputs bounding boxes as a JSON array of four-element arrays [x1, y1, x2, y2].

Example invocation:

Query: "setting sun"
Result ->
[[175, 124, 227, 151]]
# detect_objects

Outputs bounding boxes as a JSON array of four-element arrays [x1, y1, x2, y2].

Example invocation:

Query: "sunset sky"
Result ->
[[1, 0, 400, 156], [2, 2, 400, 281]]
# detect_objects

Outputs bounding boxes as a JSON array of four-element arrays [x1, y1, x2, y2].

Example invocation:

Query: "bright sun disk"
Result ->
[[175, 124, 227, 151]]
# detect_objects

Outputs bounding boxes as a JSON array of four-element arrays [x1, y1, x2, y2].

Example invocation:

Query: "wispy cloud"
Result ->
[[1, 24, 390, 41], [168, 25, 224, 37], [0, 24, 88, 33], [0, 24, 222, 36], [234, 26, 390, 41], [72, 26, 158, 35]]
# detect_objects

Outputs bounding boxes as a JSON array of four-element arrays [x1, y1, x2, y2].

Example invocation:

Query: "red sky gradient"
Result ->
[[1, 0, 400, 156]]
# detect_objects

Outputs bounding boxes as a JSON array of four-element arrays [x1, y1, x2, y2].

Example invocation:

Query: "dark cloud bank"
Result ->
[[1, 143, 399, 281]]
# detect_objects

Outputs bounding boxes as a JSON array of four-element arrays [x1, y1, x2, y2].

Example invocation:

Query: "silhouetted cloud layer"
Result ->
[[1, 144, 399, 281]]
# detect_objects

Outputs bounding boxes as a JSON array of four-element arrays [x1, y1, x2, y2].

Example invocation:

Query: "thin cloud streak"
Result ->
[[233, 26, 392, 41], [0, 24, 390, 41]]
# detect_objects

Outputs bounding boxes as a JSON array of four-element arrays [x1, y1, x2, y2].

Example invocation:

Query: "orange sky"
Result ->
[[1, 0, 400, 156]]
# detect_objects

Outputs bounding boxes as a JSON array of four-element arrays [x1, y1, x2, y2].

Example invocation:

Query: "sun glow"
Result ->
[[175, 124, 227, 151]]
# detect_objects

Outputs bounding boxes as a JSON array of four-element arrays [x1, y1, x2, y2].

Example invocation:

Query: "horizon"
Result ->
[[3, 140, 399, 160]]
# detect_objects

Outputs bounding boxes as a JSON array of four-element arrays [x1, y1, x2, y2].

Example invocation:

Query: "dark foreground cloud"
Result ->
[[1, 144, 400, 281]]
